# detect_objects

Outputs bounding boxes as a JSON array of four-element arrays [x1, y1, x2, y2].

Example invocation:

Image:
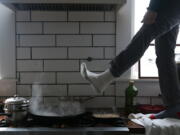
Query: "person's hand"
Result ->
[[141, 10, 157, 25]]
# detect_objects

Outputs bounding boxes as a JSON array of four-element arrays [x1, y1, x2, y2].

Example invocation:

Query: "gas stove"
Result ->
[[0, 112, 129, 135], [1, 112, 126, 127]]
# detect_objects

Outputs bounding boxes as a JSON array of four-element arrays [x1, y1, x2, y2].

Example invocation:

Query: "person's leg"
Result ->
[[149, 25, 180, 119], [156, 25, 180, 107], [110, 11, 180, 77], [81, 9, 180, 94], [81, 63, 115, 93]]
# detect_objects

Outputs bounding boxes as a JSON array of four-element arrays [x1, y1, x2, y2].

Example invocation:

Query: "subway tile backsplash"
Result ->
[[80, 22, 115, 34], [16, 11, 30, 21], [17, 22, 43, 34], [93, 35, 115, 46], [17, 60, 43, 71], [20, 35, 55, 46], [31, 11, 67, 21], [20, 72, 56, 84], [16, 10, 117, 109], [17, 48, 31, 59], [68, 47, 104, 59], [15, 10, 162, 109], [44, 22, 79, 34], [44, 60, 79, 71], [56, 35, 92, 47], [32, 48, 67, 59]]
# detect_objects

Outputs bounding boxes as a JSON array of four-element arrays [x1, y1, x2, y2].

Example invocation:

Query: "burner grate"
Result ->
[[0, 112, 126, 128]]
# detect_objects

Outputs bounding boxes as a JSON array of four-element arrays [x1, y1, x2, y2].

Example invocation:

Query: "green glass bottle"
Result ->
[[125, 80, 138, 115]]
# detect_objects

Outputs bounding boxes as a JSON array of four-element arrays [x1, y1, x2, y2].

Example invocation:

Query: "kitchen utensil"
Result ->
[[3, 95, 29, 122], [28, 97, 86, 122]]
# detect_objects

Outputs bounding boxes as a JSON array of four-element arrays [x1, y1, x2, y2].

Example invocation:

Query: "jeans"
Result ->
[[110, 6, 180, 107]]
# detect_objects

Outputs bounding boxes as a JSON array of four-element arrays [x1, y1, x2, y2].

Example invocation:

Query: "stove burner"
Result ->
[[68, 112, 96, 127], [0, 115, 8, 127], [0, 119, 7, 127], [0, 112, 126, 128]]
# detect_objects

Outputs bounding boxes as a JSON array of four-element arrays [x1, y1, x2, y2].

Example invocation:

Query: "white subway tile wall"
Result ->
[[17, 22, 42, 34], [57, 72, 88, 84], [44, 22, 79, 34], [15, 10, 161, 109], [104, 85, 116, 96], [15, 10, 116, 108], [17, 85, 32, 97], [20, 72, 56, 84], [84, 97, 116, 108], [31, 85, 67, 96], [44, 60, 79, 71], [105, 47, 116, 59], [105, 11, 116, 22], [68, 47, 104, 59], [17, 60, 43, 71], [68, 85, 101, 96], [151, 97, 163, 105], [17, 48, 31, 59], [31, 11, 67, 21], [116, 81, 161, 97], [68, 11, 104, 21], [57, 35, 92, 46], [80, 22, 115, 34], [20, 35, 55, 46], [32, 48, 67, 59], [16, 11, 30, 21], [93, 35, 115, 46], [134, 97, 151, 105], [116, 97, 125, 108]]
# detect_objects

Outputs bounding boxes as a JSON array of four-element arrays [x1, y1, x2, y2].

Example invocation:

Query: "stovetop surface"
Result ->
[[0, 112, 127, 128], [0, 112, 130, 135]]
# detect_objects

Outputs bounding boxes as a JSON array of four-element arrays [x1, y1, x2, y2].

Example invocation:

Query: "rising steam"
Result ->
[[29, 84, 85, 117]]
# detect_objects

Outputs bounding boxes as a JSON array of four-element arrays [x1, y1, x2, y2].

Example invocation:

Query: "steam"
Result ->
[[29, 84, 85, 117]]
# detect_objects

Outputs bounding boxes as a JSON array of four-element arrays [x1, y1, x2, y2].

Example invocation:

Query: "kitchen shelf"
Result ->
[[0, 0, 126, 11]]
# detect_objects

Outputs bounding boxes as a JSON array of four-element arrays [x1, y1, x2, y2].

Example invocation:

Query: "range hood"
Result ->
[[0, 0, 126, 11]]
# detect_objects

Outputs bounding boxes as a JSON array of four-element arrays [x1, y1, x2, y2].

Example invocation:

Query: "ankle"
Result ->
[[176, 112, 180, 118], [149, 114, 156, 119]]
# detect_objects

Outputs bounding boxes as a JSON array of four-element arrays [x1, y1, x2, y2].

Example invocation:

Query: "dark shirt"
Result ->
[[148, 0, 169, 12]]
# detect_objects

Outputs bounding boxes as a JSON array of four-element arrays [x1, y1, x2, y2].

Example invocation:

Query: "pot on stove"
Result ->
[[3, 95, 29, 122]]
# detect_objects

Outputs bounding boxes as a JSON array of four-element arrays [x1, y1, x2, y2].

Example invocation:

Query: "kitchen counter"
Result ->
[[0, 109, 145, 135], [0, 127, 129, 135], [0, 121, 145, 135], [127, 120, 145, 134]]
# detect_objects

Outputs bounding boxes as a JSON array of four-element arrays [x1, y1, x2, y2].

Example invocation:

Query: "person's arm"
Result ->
[[147, 0, 161, 12], [142, 0, 162, 24]]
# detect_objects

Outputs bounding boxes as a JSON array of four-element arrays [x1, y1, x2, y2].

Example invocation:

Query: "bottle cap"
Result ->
[[129, 80, 134, 84]]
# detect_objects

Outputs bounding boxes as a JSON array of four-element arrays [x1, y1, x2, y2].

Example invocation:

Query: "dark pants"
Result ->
[[110, 6, 180, 107]]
